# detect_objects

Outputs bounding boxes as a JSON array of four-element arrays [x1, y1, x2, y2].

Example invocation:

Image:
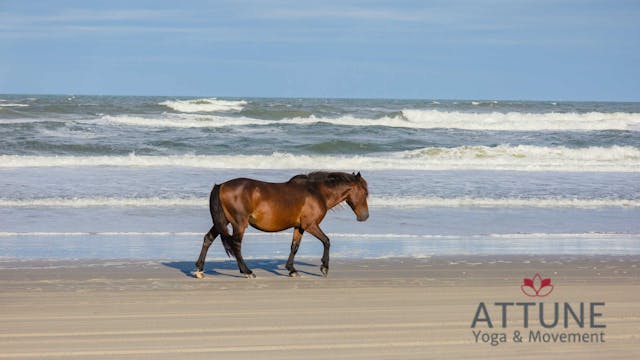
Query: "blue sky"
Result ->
[[1, 0, 639, 100]]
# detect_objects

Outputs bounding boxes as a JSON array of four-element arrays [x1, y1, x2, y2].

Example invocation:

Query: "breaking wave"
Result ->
[[0, 232, 636, 241], [1, 196, 638, 209], [370, 196, 640, 208], [159, 98, 247, 113], [0, 103, 29, 108], [1, 145, 637, 172], [102, 114, 260, 128], [101, 110, 640, 131], [400, 110, 640, 131]]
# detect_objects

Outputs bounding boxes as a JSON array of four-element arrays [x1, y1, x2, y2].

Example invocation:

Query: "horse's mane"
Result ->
[[289, 171, 368, 195]]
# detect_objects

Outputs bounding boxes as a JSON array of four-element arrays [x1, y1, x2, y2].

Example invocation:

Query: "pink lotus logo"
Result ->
[[521, 273, 554, 297]]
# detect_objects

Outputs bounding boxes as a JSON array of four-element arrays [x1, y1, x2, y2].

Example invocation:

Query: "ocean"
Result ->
[[1, 95, 639, 260]]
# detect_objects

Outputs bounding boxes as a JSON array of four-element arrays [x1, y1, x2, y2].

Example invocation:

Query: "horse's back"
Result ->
[[220, 178, 306, 200]]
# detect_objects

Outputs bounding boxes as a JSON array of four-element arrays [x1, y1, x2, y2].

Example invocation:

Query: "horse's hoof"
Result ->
[[193, 271, 204, 279], [289, 271, 300, 277], [245, 272, 256, 279], [320, 266, 329, 277]]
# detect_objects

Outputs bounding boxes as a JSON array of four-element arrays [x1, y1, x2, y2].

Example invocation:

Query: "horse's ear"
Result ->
[[356, 171, 361, 178]]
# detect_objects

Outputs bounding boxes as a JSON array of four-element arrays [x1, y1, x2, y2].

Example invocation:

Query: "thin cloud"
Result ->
[[0, 8, 190, 38], [257, 8, 433, 22], [0, 9, 184, 24]]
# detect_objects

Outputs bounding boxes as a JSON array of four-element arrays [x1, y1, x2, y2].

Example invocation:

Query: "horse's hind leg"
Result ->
[[234, 251, 254, 278], [194, 226, 218, 278], [286, 228, 304, 277], [230, 223, 255, 278]]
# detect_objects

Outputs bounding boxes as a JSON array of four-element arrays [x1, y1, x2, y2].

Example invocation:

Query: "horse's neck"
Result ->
[[317, 183, 351, 209]]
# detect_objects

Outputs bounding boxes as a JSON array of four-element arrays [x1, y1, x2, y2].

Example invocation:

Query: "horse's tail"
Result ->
[[210, 184, 238, 258]]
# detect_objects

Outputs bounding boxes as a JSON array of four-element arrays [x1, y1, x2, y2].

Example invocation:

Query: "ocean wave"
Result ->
[[0, 145, 638, 171], [0, 197, 205, 208], [370, 196, 640, 208], [400, 110, 640, 131], [471, 101, 499, 106], [159, 98, 247, 113], [99, 110, 640, 131], [0, 103, 29, 108], [0, 231, 636, 241], [102, 114, 261, 128], [101, 114, 404, 128], [402, 144, 640, 162], [0, 118, 56, 124], [1, 196, 638, 209]]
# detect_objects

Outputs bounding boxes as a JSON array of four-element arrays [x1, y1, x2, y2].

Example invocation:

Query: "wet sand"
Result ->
[[1, 256, 639, 359]]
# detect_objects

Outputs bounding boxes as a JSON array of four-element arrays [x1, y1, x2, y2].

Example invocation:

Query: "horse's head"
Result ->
[[346, 172, 369, 222]]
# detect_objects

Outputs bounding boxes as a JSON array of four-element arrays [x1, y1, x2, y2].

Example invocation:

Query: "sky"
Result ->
[[0, 0, 639, 101]]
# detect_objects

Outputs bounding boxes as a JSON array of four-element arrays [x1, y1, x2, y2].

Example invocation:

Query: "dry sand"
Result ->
[[1, 256, 639, 359]]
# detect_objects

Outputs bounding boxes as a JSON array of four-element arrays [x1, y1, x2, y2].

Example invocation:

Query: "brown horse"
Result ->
[[194, 171, 369, 278]]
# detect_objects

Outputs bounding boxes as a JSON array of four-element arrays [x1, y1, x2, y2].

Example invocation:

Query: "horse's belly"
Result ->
[[248, 213, 297, 232]]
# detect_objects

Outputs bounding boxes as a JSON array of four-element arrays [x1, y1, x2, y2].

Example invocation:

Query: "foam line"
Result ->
[[159, 98, 247, 112], [1, 196, 638, 208], [0, 231, 636, 240], [102, 110, 640, 131], [1, 145, 638, 171]]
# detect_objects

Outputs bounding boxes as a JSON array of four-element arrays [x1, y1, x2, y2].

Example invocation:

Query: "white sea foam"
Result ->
[[400, 110, 640, 131], [0, 231, 441, 238], [1, 195, 637, 209], [0, 118, 53, 124], [0, 231, 204, 237], [0, 231, 637, 242], [371, 196, 640, 208], [1, 145, 637, 172], [401, 144, 640, 169], [101, 110, 640, 131], [159, 98, 247, 112], [0, 103, 29, 108], [102, 114, 262, 128], [0, 197, 205, 208], [103, 113, 407, 128]]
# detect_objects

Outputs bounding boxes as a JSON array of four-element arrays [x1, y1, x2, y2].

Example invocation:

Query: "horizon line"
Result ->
[[1, 92, 639, 104]]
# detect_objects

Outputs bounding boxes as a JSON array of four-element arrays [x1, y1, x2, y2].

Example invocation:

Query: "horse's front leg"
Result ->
[[306, 224, 330, 277], [286, 228, 304, 277], [194, 226, 218, 279]]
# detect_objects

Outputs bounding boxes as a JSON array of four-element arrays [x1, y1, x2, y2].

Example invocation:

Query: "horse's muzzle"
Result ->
[[357, 212, 369, 222]]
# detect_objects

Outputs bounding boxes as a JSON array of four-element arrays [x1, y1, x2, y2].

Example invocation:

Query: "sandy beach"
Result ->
[[1, 256, 638, 359]]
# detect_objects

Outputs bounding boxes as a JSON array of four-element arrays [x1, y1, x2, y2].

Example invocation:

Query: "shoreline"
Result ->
[[1, 256, 639, 359]]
